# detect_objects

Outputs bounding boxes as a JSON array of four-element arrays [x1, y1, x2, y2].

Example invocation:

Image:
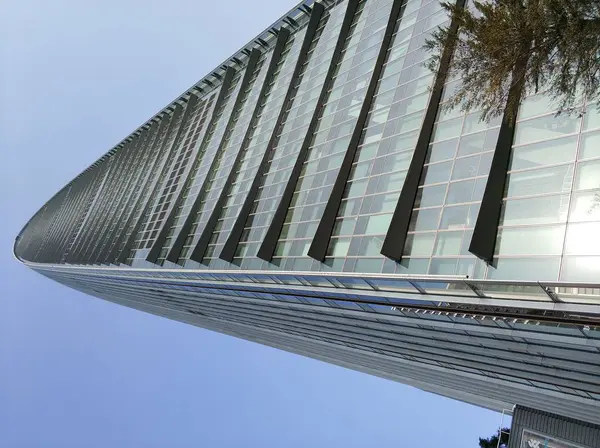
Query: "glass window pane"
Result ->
[[510, 136, 578, 171], [409, 207, 442, 231], [327, 238, 351, 257], [564, 222, 600, 255], [431, 117, 463, 141], [339, 198, 362, 216], [506, 165, 573, 198], [388, 130, 419, 153], [569, 191, 600, 222], [472, 178, 487, 202], [366, 193, 399, 214], [437, 104, 463, 122], [579, 131, 600, 160], [345, 179, 368, 198], [495, 225, 565, 256], [514, 115, 580, 146], [404, 233, 435, 256], [396, 111, 424, 134], [560, 256, 600, 282], [396, 257, 430, 275], [456, 132, 485, 157], [575, 159, 600, 191], [518, 94, 557, 120], [487, 258, 560, 281], [354, 258, 383, 273], [583, 106, 600, 131], [463, 112, 499, 134], [356, 142, 379, 162], [460, 230, 474, 255], [439, 205, 470, 230], [421, 161, 453, 185], [446, 180, 476, 204], [415, 184, 447, 208], [500, 195, 570, 226], [332, 218, 356, 236], [433, 231, 463, 256], [364, 214, 392, 235], [451, 154, 491, 180], [359, 236, 384, 256], [457, 258, 486, 279], [429, 258, 458, 275], [427, 139, 458, 163]]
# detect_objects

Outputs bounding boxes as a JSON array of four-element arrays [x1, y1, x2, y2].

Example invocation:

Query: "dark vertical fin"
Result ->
[[257, 0, 360, 262], [380, 0, 466, 262], [162, 68, 238, 264], [469, 61, 527, 263], [307, 0, 406, 262], [190, 30, 290, 263], [219, 3, 325, 263]]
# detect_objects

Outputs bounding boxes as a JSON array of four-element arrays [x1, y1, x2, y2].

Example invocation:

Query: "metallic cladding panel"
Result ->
[[509, 405, 600, 448]]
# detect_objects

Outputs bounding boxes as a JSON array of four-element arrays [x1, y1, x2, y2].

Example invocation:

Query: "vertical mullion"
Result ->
[[190, 32, 291, 263], [219, 4, 325, 263], [256, 0, 360, 262], [307, 0, 407, 262], [146, 67, 236, 264], [380, 0, 466, 262], [468, 66, 528, 263]]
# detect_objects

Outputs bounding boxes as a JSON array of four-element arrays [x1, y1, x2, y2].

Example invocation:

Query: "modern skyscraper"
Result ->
[[15, 0, 600, 427]]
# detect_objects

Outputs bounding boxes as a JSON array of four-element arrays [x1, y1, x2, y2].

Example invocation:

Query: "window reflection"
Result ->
[[578, 131, 600, 160], [404, 232, 435, 256], [510, 136, 577, 171], [569, 191, 600, 222], [487, 258, 560, 281], [433, 231, 463, 256], [574, 160, 600, 191], [495, 226, 565, 256], [564, 222, 600, 255], [505, 165, 573, 198], [500, 195, 569, 226], [514, 115, 580, 146]]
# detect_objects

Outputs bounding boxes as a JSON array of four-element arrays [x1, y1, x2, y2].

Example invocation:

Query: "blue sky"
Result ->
[[0, 0, 503, 446]]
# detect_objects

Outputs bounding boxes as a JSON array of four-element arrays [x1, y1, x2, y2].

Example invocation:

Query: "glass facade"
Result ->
[[15, 0, 600, 427]]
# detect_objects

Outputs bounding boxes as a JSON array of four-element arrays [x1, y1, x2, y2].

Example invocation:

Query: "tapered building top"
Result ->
[[15, 0, 600, 428]]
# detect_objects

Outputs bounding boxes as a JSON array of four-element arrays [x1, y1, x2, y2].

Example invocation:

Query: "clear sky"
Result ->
[[0, 0, 505, 446]]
